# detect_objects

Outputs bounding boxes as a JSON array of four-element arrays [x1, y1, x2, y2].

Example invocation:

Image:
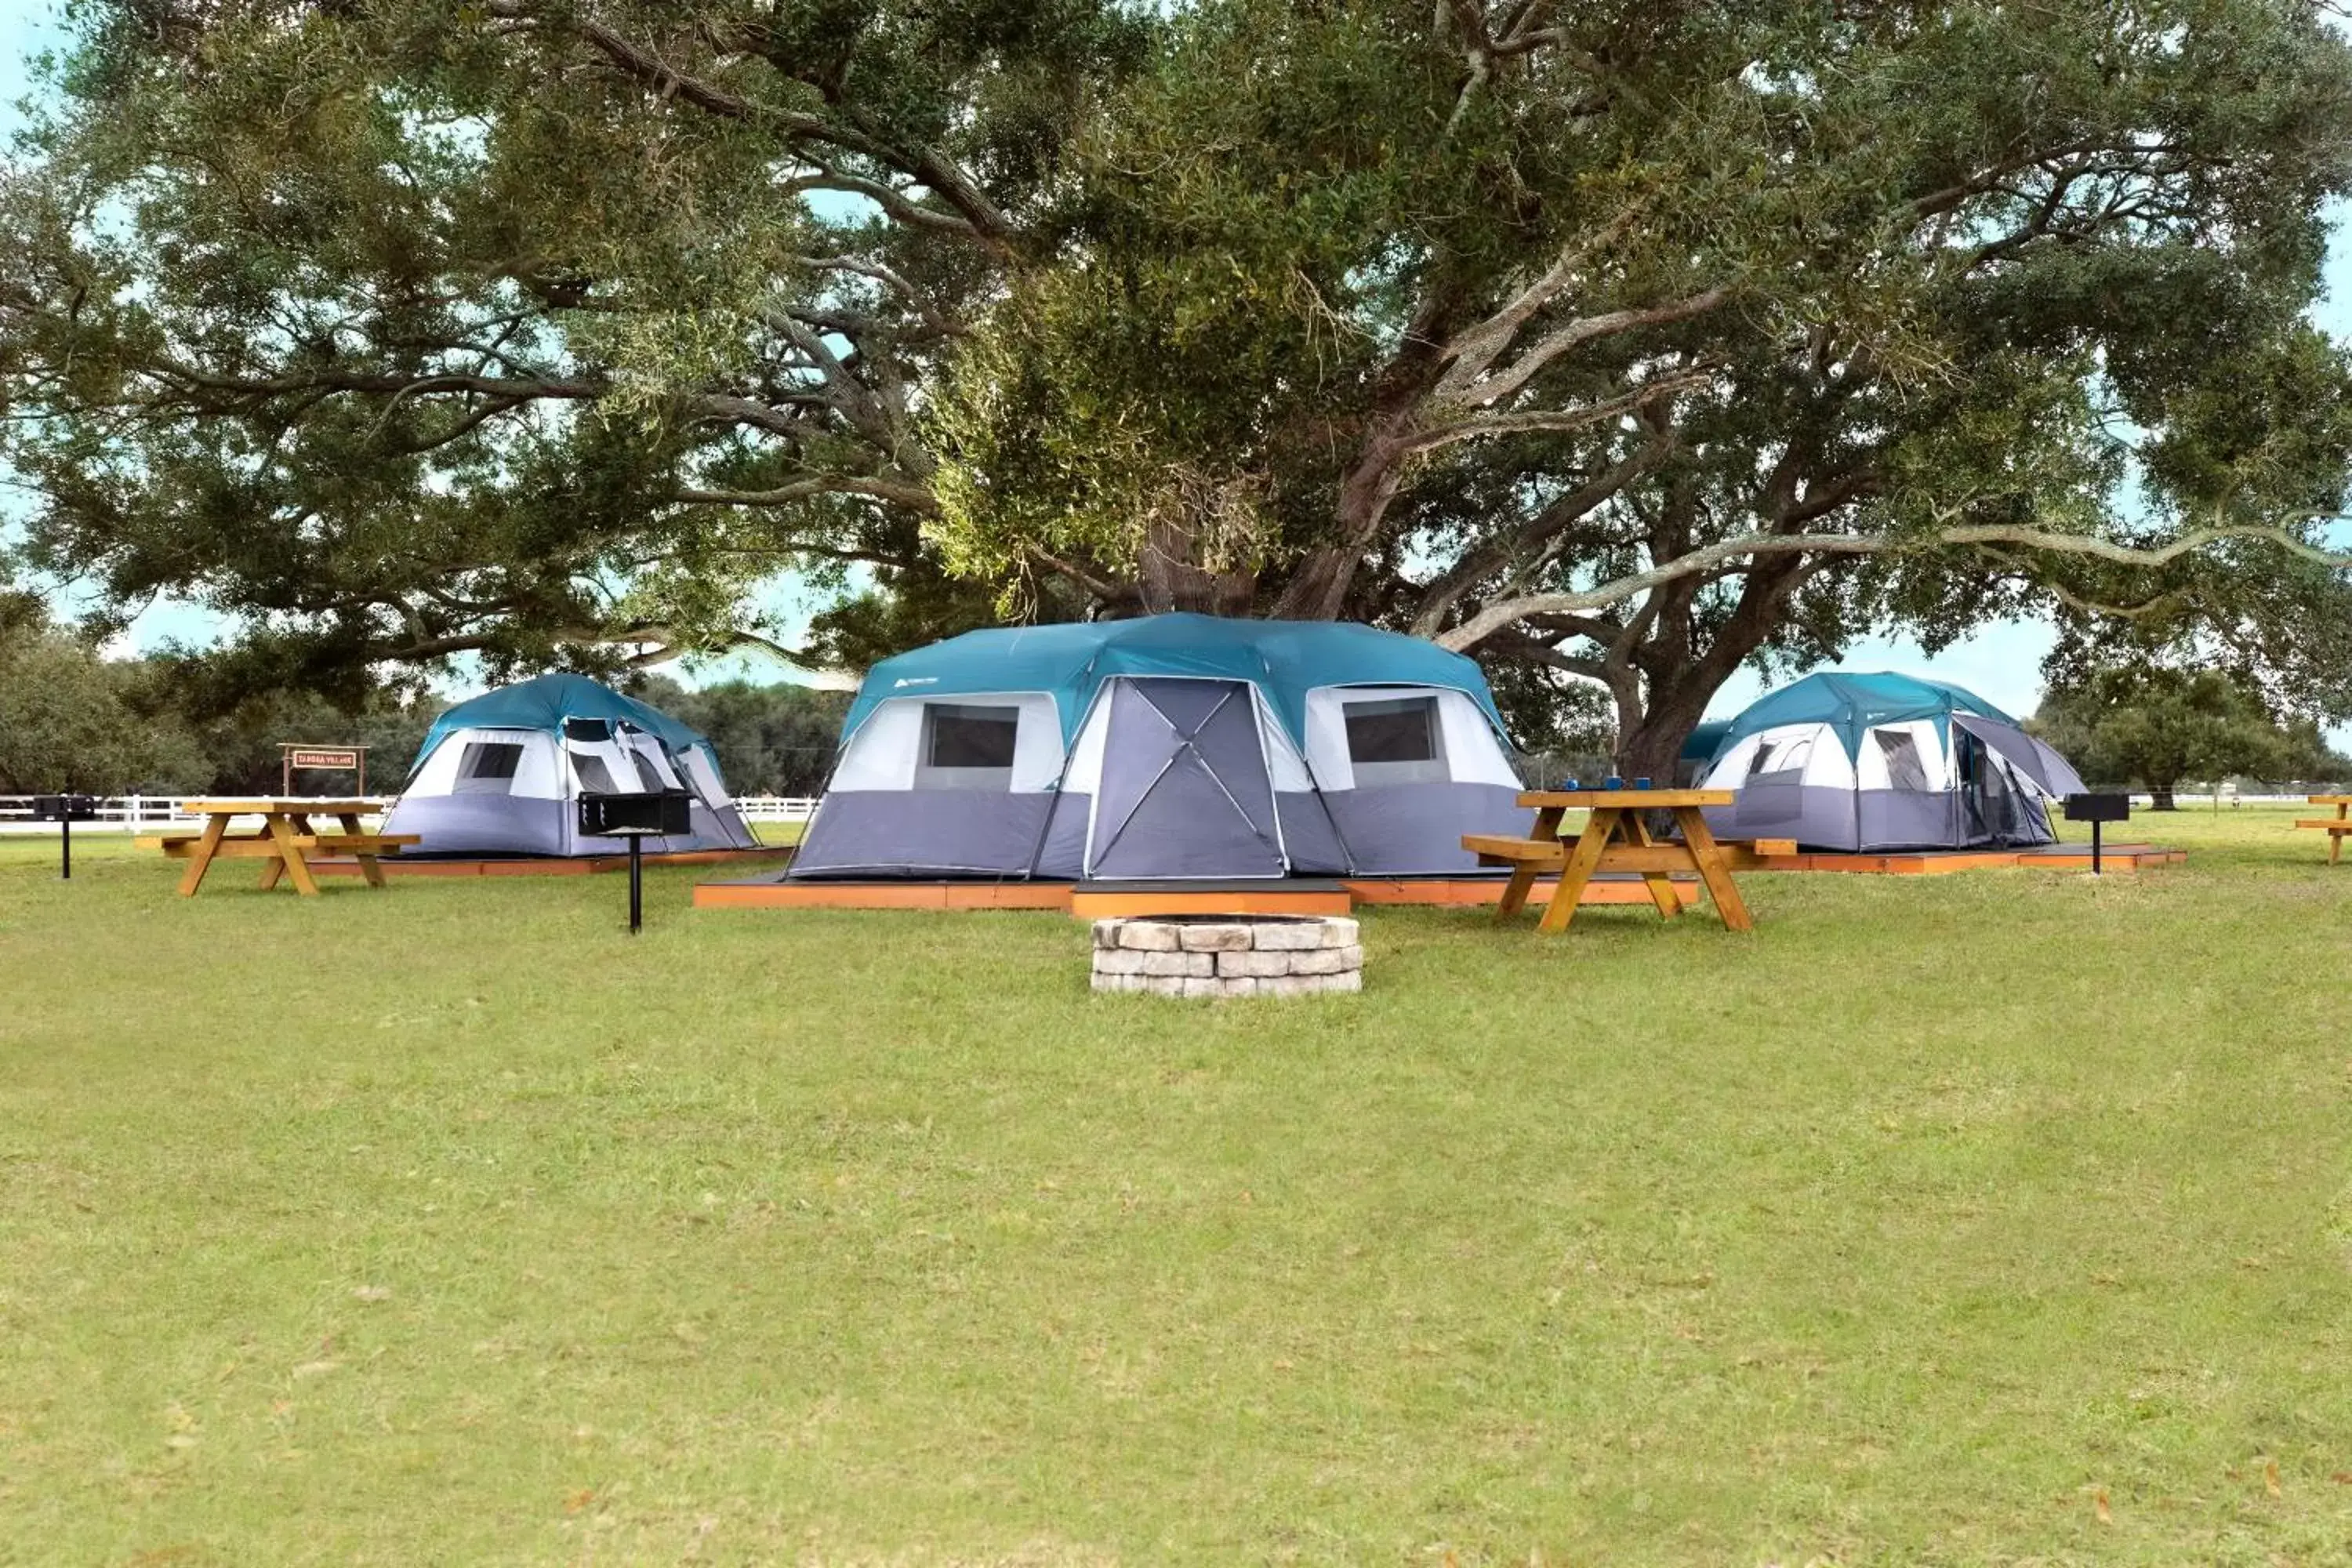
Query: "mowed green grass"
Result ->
[[2, 811, 2349, 1565]]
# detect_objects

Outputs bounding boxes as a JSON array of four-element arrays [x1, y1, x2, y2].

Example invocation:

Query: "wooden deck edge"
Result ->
[[692, 881, 1074, 912], [1068, 888, 1355, 919], [1742, 847, 2183, 875], [312, 847, 792, 879]]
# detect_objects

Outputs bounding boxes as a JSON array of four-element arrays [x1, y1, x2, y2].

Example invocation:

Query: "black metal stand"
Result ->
[[576, 790, 689, 934], [628, 834, 644, 934], [2090, 818, 2103, 877], [60, 816, 72, 880]]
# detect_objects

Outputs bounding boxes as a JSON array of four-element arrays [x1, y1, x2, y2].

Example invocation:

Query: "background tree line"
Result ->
[[9, 589, 2339, 804], [0, 602, 845, 796], [2031, 668, 2350, 809]]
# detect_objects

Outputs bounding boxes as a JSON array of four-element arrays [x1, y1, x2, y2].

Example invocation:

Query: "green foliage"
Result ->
[[131, 682, 441, 794], [2031, 666, 2351, 797], [6, 0, 2352, 765], [1479, 660, 1617, 766], [1, 0, 1157, 688], [627, 674, 849, 796], [927, 0, 2352, 768], [0, 619, 202, 792]]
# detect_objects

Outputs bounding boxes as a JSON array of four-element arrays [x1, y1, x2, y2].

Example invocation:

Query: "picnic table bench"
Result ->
[[2297, 795, 2352, 864], [1464, 789, 1780, 934], [138, 798, 417, 896]]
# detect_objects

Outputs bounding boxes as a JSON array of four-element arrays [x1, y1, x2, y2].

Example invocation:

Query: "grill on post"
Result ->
[[31, 794, 99, 880], [2063, 793, 2132, 876], [575, 791, 694, 933]]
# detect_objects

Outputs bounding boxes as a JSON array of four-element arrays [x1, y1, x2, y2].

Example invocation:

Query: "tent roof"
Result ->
[[1713, 670, 2020, 761], [841, 613, 1512, 746], [416, 673, 709, 766]]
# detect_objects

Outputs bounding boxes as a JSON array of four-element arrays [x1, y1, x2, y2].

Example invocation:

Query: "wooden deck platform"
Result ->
[[691, 839, 2178, 915], [1743, 842, 2184, 875], [310, 846, 793, 879], [691, 873, 1703, 916]]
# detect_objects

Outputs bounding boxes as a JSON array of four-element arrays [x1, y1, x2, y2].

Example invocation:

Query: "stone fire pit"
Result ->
[[1091, 915, 1363, 998]]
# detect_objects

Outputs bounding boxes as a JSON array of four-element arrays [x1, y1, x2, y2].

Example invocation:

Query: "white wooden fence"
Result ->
[[0, 794, 821, 833]]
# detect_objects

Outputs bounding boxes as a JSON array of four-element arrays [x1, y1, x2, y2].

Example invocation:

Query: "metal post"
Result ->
[[2091, 818, 2103, 877], [628, 834, 644, 934], [60, 816, 71, 881]]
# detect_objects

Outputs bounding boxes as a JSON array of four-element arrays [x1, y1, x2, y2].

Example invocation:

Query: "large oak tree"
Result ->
[[7, 1, 2352, 768], [931, 0, 2352, 773]]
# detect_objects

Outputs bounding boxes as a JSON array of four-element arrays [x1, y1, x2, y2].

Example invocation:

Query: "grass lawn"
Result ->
[[2, 809, 2349, 1565]]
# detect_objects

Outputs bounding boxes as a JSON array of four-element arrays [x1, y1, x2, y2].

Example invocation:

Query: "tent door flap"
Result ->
[[1086, 678, 1286, 879]]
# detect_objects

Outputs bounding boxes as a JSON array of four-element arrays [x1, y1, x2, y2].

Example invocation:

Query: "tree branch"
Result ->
[[1450, 288, 1730, 411], [1434, 208, 1644, 400], [673, 475, 938, 511], [1410, 420, 1679, 635], [1439, 521, 2352, 652], [1406, 368, 1715, 454]]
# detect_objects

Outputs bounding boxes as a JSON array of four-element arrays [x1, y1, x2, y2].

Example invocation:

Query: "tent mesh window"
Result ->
[[916, 703, 1020, 790], [1747, 734, 1812, 785], [628, 748, 670, 793], [1874, 728, 1931, 791], [570, 750, 620, 794], [452, 740, 524, 795], [1343, 695, 1449, 785], [564, 717, 613, 742]]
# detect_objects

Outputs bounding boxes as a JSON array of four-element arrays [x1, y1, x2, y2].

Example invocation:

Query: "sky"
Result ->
[[3, 4, 2349, 720]]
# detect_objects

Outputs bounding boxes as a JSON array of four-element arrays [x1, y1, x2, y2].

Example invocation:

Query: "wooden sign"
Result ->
[[281, 742, 370, 796]]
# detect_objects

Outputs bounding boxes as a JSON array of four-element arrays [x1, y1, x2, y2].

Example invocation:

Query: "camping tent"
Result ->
[[789, 613, 1528, 880], [384, 675, 757, 856], [1691, 671, 2086, 851]]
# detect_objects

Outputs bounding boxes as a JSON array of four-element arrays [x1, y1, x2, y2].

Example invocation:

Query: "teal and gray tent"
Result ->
[[384, 674, 756, 856], [1692, 671, 2086, 851], [790, 613, 1527, 880]]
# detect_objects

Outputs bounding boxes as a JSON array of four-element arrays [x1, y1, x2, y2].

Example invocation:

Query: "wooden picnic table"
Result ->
[[1463, 788, 1756, 935], [138, 798, 417, 897], [2299, 794, 2352, 864]]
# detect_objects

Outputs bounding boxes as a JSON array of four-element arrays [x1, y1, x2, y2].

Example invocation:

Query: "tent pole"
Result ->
[[1282, 688, 1359, 877], [1019, 691, 1094, 881]]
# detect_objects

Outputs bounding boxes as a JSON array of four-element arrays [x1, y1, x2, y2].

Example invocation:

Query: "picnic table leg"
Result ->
[[1674, 807, 1754, 933], [1618, 810, 1686, 920], [263, 812, 323, 897], [1537, 808, 1621, 935], [1495, 804, 1566, 920], [338, 811, 387, 888], [176, 815, 229, 898], [2337, 803, 2347, 866], [261, 812, 318, 890]]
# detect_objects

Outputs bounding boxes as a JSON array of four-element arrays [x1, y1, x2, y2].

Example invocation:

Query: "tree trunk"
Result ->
[[2147, 784, 2177, 811], [1615, 686, 1716, 789], [1137, 514, 1258, 615]]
